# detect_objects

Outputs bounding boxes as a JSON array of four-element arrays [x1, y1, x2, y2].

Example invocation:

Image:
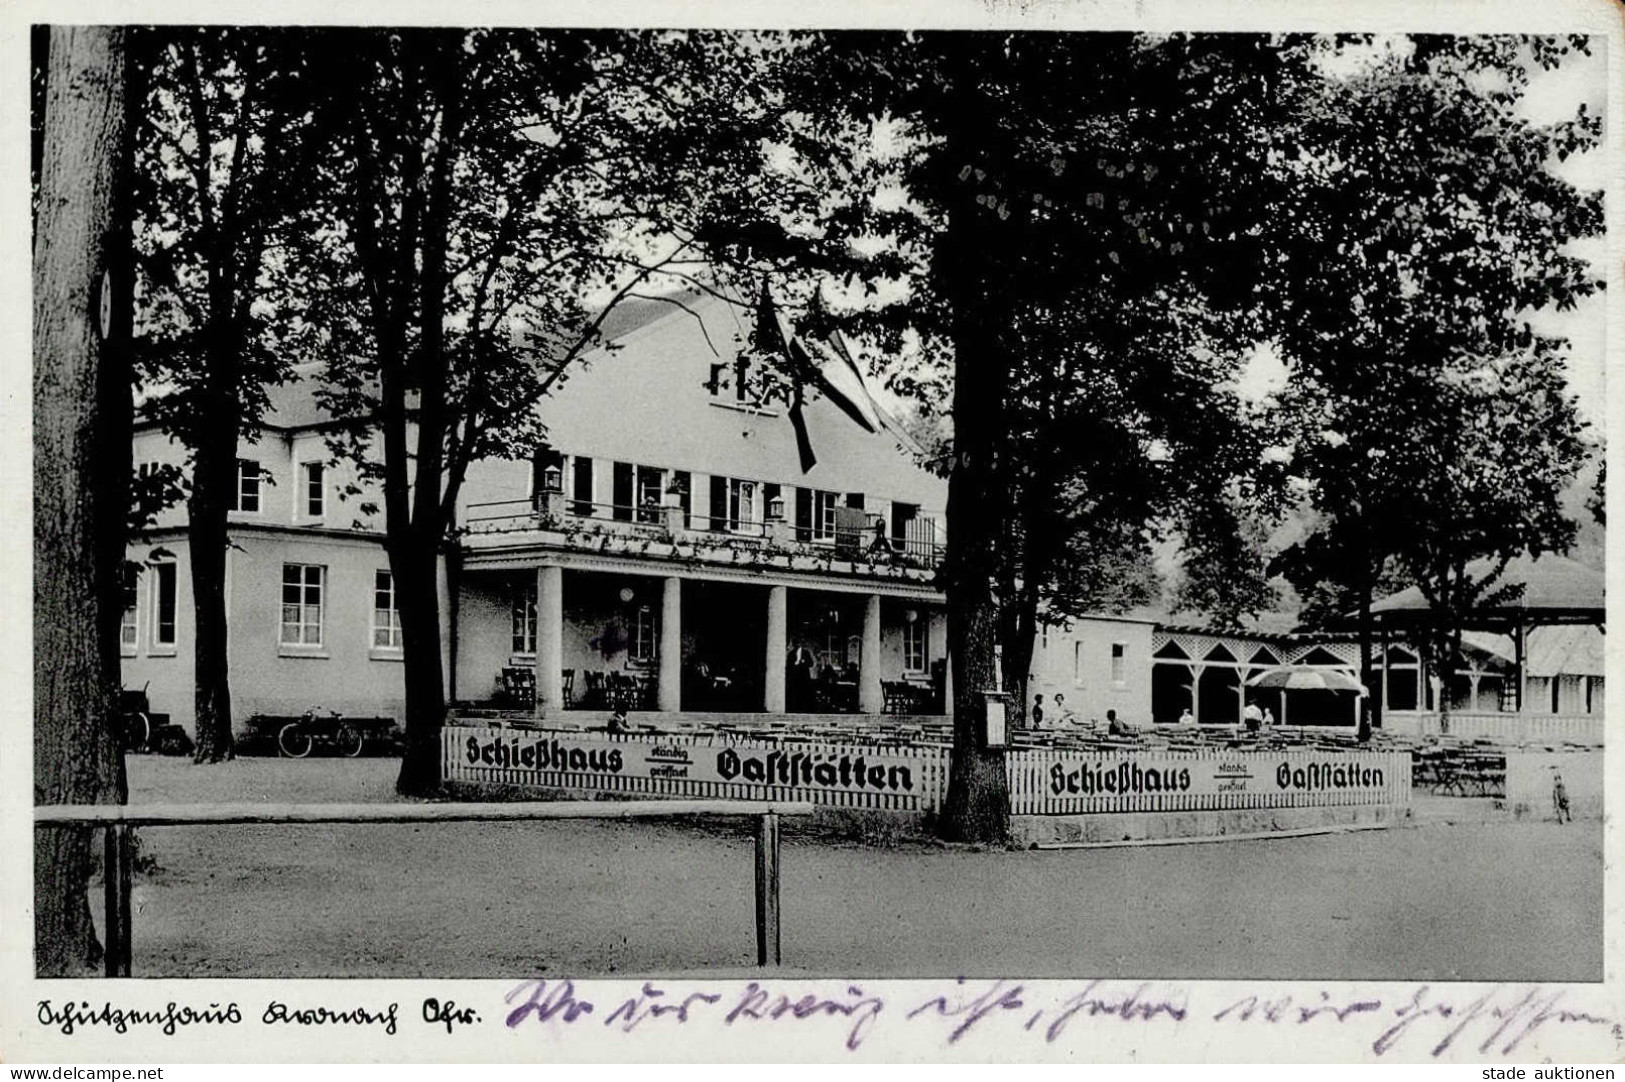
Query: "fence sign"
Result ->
[[444, 724, 950, 811], [444, 723, 1411, 817], [1006, 748, 1412, 815]]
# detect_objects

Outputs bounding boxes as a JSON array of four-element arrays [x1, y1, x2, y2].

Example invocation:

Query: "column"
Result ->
[[437, 553, 454, 697], [1513, 620, 1527, 713], [535, 565, 564, 717], [658, 576, 681, 712], [764, 585, 788, 713], [858, 594, 883, 715]]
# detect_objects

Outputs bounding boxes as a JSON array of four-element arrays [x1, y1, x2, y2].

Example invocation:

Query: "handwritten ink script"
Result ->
[[35, 997, 473, 1038], [500, 979, 1625, 1058]]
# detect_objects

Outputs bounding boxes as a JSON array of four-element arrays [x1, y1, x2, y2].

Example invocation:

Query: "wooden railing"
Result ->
[[35, 798, 813, 978], [1381, 711, 1604, 745], [461, 497, 945, 567]]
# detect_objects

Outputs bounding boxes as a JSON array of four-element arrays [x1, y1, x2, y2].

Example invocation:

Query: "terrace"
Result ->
[[460, 489, 946, 585]]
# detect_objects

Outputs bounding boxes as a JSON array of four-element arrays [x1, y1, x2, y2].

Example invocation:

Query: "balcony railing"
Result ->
[[461, 496, 945, 571]]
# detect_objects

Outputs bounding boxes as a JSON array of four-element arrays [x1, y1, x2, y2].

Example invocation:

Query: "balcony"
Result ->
[[459, 495, 945, 581]]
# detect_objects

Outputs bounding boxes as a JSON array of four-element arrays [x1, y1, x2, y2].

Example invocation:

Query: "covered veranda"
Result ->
[[1368, 554, 1606, 741], [1150, 628, 1365, 726], [451, 549, 950, 723]]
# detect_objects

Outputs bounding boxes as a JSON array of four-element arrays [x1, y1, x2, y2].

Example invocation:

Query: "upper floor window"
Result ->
[[120, 566, 139, 650], [729, 478, 760, 532], [812, 490, 837, 542], [372, 570, 402, 650], [571, 455, 594, 516], [153, 562, 177, 647], [1111, 642, 1127, 686], [903, 617, 927, 673], [304, 462, 325, 519], [637, 466, 666, 524], [280, 563, 324, 646], [235, 459, 262, 513]]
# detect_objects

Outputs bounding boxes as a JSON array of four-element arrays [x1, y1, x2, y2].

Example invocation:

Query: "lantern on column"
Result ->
[[541, 463, 563, 494], [766, 492, 786, 522]]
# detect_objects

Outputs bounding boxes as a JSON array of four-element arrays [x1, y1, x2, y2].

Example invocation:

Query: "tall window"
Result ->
[[1111, 642, 1126, 686], [637, 466, 666, 523], [235, 459, 262, 512], [812, 490, 837, 542], [153, 562, 177, 646], [280, 564, 324, 646], [120, 566, 139, 649], [512, 584, 537, 654], [1550, 677, 1561, 715], [571, 455, 594, 516], [729, 478, 759, 532], [304, 462, 325, 518], [372, 570, 402, 649], [630, 605, 657, 664], [903, 618, 927, 673], [1073, 641, 1084, 686]]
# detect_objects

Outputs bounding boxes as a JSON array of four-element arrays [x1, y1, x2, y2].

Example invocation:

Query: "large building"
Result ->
[[120, 291, 1604, 739], [122, 290, 1158, 733]]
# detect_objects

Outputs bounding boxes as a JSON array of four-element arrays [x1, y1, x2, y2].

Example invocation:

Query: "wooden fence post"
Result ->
[[101, 826, 119, 978], [102, 825, 131, 977], [755, 811, 781, 967]]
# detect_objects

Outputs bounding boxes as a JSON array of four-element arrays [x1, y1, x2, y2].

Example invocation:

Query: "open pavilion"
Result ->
[[1368, 553, 1605, 742]]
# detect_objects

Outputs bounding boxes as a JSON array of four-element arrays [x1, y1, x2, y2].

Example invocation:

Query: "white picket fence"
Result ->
[[443, 722, 1410, 816]]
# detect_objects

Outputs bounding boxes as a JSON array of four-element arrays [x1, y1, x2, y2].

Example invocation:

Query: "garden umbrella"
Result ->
[[1246, 668, 1367, 694]]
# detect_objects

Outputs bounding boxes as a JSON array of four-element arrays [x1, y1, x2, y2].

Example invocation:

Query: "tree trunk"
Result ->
[[391, 34, 462, 798], [33, 24, 131, 976], [393, 540, 447, 796], [935, 39, 1012, 844], [188, 422, 236, 762], [1002, 590, 1040, 729]]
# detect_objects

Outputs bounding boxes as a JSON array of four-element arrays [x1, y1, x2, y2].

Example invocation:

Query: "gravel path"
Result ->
[[112, 755, 1602, 981]]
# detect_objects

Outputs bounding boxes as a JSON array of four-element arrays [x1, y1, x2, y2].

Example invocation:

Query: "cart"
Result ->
[[119, 685, 193, 756]]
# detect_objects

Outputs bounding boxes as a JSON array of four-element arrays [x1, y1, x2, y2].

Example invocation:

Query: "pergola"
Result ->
[[1368, 554, 1605, 713]]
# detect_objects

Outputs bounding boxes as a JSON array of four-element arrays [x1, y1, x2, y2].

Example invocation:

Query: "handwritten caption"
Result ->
[[36, 981, 1624, 1058]]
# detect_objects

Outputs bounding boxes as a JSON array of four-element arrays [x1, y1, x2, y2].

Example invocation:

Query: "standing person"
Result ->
[[1263, 707, 1276, 728], [1243, 701, 1263, 732], [1031, 694, 1045, 729]]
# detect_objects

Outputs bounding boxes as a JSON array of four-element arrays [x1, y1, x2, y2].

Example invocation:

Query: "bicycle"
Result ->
[[118, 685, 154, 753], [277, 709, 366, 759]]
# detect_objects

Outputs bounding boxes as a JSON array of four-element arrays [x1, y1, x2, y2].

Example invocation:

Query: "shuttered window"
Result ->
[[611, 461, 634, 521], [709, 475, 728, 532]]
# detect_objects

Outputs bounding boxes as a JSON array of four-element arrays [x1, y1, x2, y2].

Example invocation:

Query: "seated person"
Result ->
[[1052, 692, 1077, 727], [1242, 703, 1264, 732], [606, 708, 630, 734], [1177, 707, 1196, 726], [1106, 709, 1130, 736]]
